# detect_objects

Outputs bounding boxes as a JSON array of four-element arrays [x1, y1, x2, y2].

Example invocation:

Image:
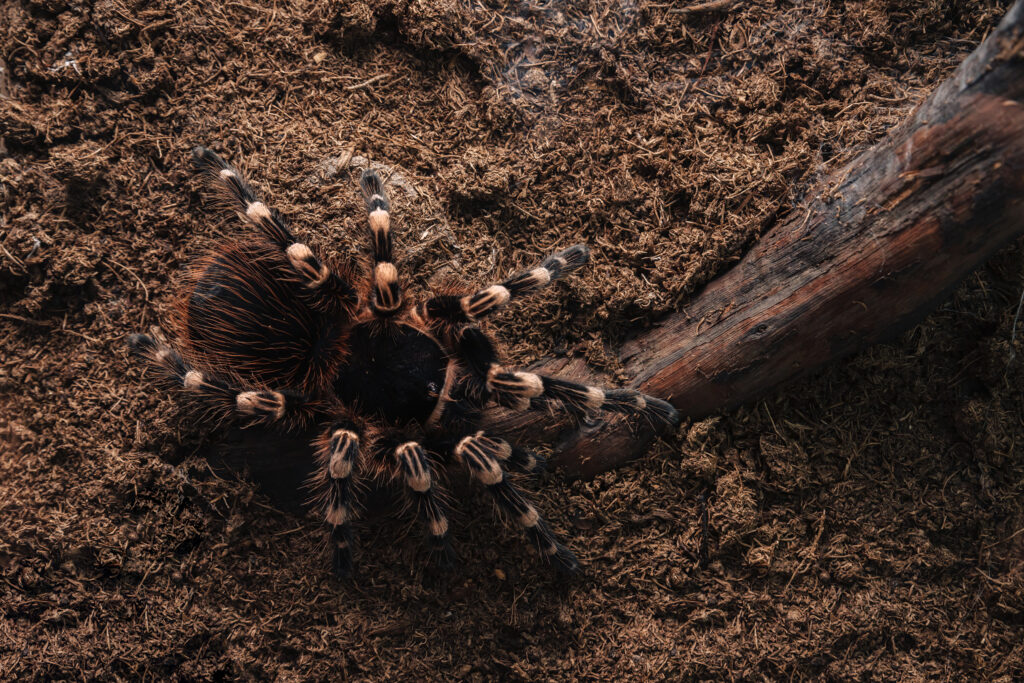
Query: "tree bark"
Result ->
[[486, 1, 1024, 478]]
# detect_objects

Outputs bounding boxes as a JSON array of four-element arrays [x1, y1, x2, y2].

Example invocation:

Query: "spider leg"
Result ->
[[424, 325, 496, 433], [438, 320, 677, 428], [504, 444, 547, 474], [127, 333, 316, 427], [312, 421, 363, 578], [393, 441, 455, 567], [191, 146, 358, 315], [359, 170, 404, 317], [454, 431, 578, 573], [486, 364, 680, 428], [420, 244, 589, 323], [453, 325, 498, 386]]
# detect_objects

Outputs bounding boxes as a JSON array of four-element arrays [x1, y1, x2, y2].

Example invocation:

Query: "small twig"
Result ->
[[0, 313, 51, 327], [675, 15, 723, 101], [981, 525, 1024, 550], [697, 490, 710, 568], [106, 257, 150, 327], [0, 313, 103, 343], [345, 74, 386, 91], [106, 257, 149, 304], [975, 567, 1010, 587], [61, 315, 103, 343], [784, 509, 827, 593], [670, 0, 742, 15], [0, 243, 26, 273], [1008, 284, 1024, 365]]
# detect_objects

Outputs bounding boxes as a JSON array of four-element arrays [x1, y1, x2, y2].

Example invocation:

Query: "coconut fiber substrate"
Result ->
[[1, 0, 1022, 680]]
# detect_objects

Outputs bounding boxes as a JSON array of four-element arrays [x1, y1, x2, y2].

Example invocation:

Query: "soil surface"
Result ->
[[2, 0, 1023, 680]]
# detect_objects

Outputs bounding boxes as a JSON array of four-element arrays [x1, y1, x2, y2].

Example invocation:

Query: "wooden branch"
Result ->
[[486, 2, 1024, 478]]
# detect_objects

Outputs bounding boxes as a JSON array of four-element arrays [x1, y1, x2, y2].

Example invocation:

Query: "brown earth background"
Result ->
[[2, 0, 1024, 680]]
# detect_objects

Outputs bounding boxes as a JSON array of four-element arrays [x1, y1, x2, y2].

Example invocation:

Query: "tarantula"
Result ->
[[128, 147, 679, 577]]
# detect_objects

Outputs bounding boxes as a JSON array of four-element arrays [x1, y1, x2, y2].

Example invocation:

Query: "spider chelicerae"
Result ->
[[128, 146, 679, 577]]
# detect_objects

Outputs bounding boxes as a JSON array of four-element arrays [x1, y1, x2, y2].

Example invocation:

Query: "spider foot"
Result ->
[[330, 526, 354, 579], [548, 542, 582, 576], [509, 446, 547, 475], [429, 538, 459, 570]]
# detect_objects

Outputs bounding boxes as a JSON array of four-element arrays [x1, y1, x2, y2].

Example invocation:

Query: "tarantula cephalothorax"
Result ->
[[128, 146, 679, 577]]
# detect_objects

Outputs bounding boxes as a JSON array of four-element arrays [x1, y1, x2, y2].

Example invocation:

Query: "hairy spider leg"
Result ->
[[191, 146, 358, 316], [487, 365, 681, 427], [394, 442, 456, 566], [439, 323, 678, 427], [313, 422, 363, 577], [420, 244, 590, 323], [503, 443, 547, 474], [127, 333, 316, 427], [454, 432, 579, 573], [359, 170, 404, 317]]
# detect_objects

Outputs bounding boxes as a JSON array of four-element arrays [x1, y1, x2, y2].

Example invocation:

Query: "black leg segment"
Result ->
[[315, 423, 361, 578]]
